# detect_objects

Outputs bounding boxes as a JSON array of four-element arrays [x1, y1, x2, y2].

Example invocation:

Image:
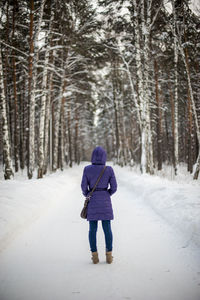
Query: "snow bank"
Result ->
[[114, 164, 200, 248], [0, 168, 77, 252]]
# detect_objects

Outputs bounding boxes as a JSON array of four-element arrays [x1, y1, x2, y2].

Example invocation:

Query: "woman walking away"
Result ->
[[81, 146, 117, 264]]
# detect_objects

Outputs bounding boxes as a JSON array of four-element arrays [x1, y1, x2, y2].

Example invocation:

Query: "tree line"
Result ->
[[96, 0, 200, 179], [0, 0, 199, 180]]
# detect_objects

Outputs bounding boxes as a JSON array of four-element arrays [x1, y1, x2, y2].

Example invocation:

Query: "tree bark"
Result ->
[[187, 85, 193, 173], [179, 46, 200, 179], [52, 76, 66, 171], [44, 51, 55, 174], [12, 4, 19, 172], [37, 9, 54, 178], [132, 0, 147, 173], [112, 67, 120, 163], [172, 0, 179, 175], [67, 100, 73, 168], [74, 107, 80, 164], [0, 50, 14, 179], [28, 0, 45, 179], [27, 0, 34, 179], [142, 0, 154, 174], [154, 60, 162, 170]]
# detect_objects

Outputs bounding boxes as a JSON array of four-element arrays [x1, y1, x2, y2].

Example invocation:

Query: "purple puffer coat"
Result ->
[[81, 147, 117, 221]]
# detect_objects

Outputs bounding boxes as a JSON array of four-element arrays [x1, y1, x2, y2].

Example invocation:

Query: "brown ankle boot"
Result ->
[[91, 251, 99, 264], [106, 251, 113, 264]]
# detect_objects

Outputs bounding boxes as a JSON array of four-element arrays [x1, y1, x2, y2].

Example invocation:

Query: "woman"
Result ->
[[81, 146, 117, 264]]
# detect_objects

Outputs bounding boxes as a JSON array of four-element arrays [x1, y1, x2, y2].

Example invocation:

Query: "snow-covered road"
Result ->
[[0, 164, 200, 300]]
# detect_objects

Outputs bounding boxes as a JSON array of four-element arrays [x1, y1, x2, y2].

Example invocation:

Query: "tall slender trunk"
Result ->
[[172, 0, 179, 175], [187, 85, 193, 173], [4, 3, 12, 173], [28, 0, 45, 179], [44, 51, 55, 174], [183, 31, 193, 173], [50, 101, 54, 171], [37, 51, 49, 177], [0, 50, 14, 179], [12, 4, 19, 172], [12, 54, 19, 172], [112, 69, 120, 162], [37, 13, 53, 178], [154, 60, 162, 170], [146, 1, 155, 173], [53, 76, 66, 171], [133, 0, 148, 173], [43, 94, 50, 175], [27, 0, 34, 179], [60, 95, 66, 171], [119, 93, 128, 166], [19, 73, 26, 170], [74, 107, 80, 164], [179, 45, 200, 179], [141, 0, 150, 173], [168, 75, 175, 166], [53, 99, 62, 171], [67, 102, 73, 168], [164, 109, 170, 163]]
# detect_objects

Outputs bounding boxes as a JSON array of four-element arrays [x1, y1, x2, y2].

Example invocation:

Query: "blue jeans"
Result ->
[[89, 220, 113, 252]]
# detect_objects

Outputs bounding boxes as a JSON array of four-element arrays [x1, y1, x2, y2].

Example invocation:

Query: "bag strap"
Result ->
[[87, 166, 107, 199]]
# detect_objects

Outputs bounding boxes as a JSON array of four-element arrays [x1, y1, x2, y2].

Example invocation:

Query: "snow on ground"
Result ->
[[0, 169, 74, 253], [0, 162, 200, 300], [116, 164, 200, 248]]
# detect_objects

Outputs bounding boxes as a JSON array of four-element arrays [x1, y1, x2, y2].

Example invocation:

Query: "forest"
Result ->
[[0, 0, 200, 180]]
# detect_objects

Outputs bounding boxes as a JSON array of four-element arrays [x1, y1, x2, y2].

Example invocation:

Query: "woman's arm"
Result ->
[[108, 167, 117, 196], [81, 167, 89, 196]]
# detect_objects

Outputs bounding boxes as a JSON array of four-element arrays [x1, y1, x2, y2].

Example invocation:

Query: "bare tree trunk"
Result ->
[[154, 60, 162, 170], [37, 57, 49, 177], [19, 74, 26, 170], [67, 99, 73, 168], [60, 96, 66, 171], [27, 0, 34, 179], [172, 0, 179, 175], [164, 109, 170, 163], [182, 31, 193, 173], [12, 4, 19, 173], [37, 11, 54, 178], [53, 75, 66, 171], [0, 50, 14, 179], [43, 94, 50, 175], [28, 0, 45, 179], [44, 51, 55, 174], [53, 99, 62, 171], [179, 45, 200, 179], [142, 0, 154, 174], [118, 94, 128, 166], [74, 106, 80, 164], [168, 76, 175, 167], [187, 86, 193, 173], [112, 72, 120, 163], [133, 0, 146, 173]]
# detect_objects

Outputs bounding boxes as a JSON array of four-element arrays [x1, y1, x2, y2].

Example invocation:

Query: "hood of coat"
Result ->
[[91, 146, 107, 165]]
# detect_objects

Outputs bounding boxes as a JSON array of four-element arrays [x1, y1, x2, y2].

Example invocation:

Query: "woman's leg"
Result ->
[[89, 221, 98, 252], [102, 220, 113, 252]]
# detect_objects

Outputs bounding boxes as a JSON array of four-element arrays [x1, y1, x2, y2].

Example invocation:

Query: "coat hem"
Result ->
[[87, 218, 114, 221]]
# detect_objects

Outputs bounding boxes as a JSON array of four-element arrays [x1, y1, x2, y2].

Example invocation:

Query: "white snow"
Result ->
[[118, 164, 200, 248], [164, 0, 200, 16], [0, 163, 200, 300]]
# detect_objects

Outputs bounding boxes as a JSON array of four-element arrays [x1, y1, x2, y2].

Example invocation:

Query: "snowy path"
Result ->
[[0, 164, 200, 300]]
